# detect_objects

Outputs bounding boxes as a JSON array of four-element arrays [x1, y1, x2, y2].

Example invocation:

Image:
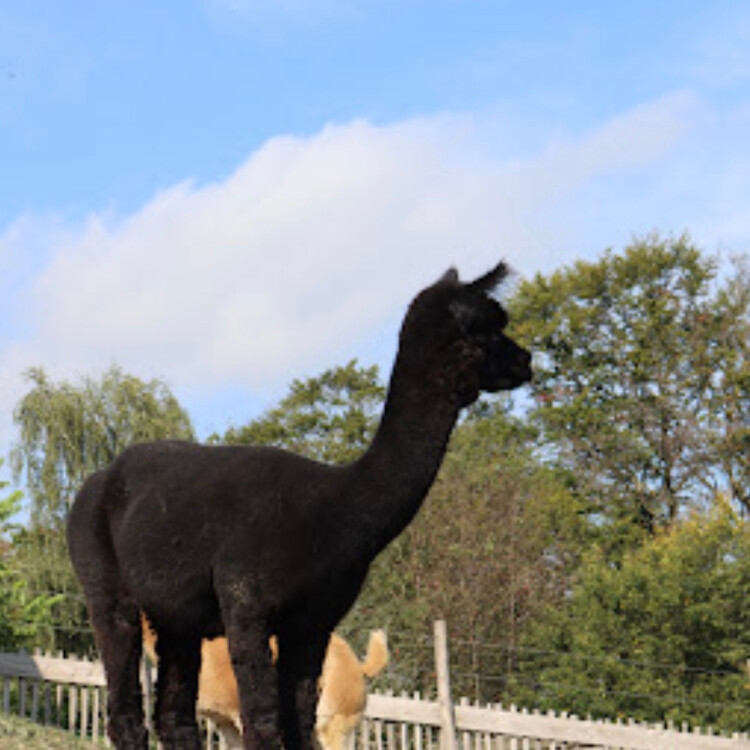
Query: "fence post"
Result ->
[[434, 620, 457, 750]]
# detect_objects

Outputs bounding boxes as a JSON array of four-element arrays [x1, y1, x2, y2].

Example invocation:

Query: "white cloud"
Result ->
[[0, 92, 708, 453]]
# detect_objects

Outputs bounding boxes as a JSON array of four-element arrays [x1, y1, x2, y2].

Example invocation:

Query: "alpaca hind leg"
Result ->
[[89, 593, 148, 749], [154, 631, 203, 750], [68, 478, 148, 749]]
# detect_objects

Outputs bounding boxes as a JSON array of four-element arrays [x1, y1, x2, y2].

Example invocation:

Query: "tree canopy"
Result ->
[[12, 365, 194, 527], [219, 360, 385, 464], [511, 499, 750, 732], [510, 234, 750, 542], [341, 405, 587, 700], [9, 365, 194, 652], [0, 460, 56, 650]]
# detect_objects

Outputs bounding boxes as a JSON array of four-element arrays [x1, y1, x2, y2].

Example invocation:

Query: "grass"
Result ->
[[0, 713, 103, 749]]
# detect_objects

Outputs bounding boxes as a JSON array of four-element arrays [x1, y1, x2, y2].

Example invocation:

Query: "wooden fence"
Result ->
[[1, 621, 750, 750]]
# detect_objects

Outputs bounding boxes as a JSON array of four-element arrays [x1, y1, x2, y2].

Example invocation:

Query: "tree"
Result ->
[[219, 360, 385, 463], [12, 365, 194, 527], [706, 255, 750, 509], [9, 365, 194, 653], [0, 461, 57, 649], [509, 234, 750, 540], [510, 500, 750, 733], [340, 406, 587, 701]]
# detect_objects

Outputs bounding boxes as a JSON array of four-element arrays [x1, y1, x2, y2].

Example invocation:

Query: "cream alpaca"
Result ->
[[142, 619, 388, 750]]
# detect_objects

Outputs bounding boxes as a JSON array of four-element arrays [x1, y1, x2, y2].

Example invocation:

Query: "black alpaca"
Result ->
[[67, 263, 532, 750]]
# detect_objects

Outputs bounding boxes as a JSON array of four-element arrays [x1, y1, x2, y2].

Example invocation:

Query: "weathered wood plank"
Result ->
[[81, 685, 90, 738], [19, 677, 27, 717], [434, 621, 457, 750], [31, 681, 40, 723], [459, 701, 733, 749], [0, 651, 106, 687], [367, 694, 441, 726], [2, 677, 9, 714]]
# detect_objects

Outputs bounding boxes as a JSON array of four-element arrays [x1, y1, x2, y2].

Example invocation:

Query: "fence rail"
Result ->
[[1, 621, 749, 750], [365, 692, 750, 750], [0, 649, 108, 743]]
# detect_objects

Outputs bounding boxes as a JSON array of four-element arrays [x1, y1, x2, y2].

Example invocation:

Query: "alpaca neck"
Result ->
[[351, 354, 460, 551]]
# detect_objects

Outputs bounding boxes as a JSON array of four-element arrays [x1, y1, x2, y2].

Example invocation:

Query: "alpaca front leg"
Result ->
[[279, 671, 319, 750], [225, 622, 282, 750], [277, 631, 329, 750]]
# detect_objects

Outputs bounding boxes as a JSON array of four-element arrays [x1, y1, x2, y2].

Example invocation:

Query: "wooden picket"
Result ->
[[0, 649, 108, 742], [364, 692, 750, 750]]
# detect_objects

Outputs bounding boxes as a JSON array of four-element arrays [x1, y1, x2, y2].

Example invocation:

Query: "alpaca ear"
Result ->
[[440, 268, 460, 285], [466, 261, 509, 294]]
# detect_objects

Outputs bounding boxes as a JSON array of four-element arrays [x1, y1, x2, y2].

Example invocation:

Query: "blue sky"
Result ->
[[1, 0, 749, 492]]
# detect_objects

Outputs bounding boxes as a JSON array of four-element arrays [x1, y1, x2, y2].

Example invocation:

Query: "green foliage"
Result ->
[[8, 365, 194, 654], [7, 525, 89, 654], [509, 233, 750, 540], [12, 365, 194, 527], [0, 461, 59, 650], [341, 405, 587, 701], [511, 499, 750, 732], [707, 255, 750, 510], [219, 360, 385, 463]]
